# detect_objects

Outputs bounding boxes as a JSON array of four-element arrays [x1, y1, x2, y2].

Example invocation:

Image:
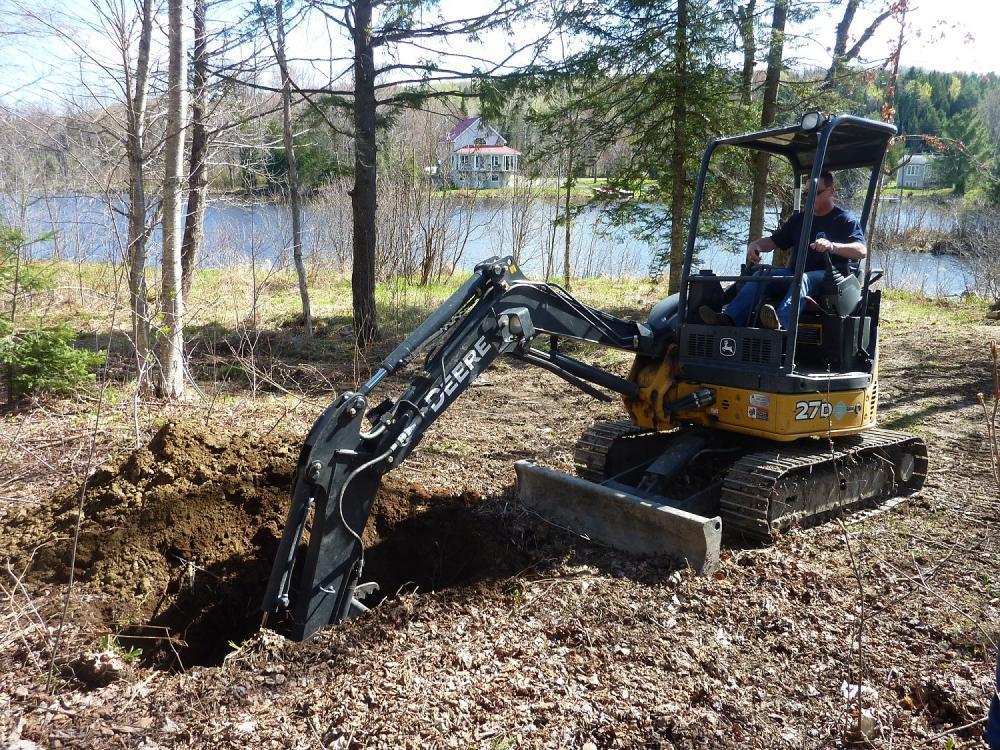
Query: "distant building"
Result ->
[[439, 116, 520, 189], [896, 154, 937, 189]]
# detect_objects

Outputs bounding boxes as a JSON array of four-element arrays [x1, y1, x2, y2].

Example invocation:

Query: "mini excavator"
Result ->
[[263, 113, 927, 641]]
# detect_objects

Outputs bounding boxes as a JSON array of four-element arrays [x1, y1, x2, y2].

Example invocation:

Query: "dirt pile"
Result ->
[[20, 420, 297, 667], [10, 420, 529, 670]]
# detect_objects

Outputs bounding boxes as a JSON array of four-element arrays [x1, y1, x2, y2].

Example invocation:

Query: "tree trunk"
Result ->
[[826, 0, 859, 87], [748, 0, 787, 245], [563, 145, 573, 290], [737, 0, 757, 106], [823, 0, 892, 91], [275, 0, 313, 335], [351, 0, 379, 346], [126, 0, 154, 378], [158, 0, 187, 399], [667, 0, 688, 294], [181, 0, 208, 302], [867, 4, 908, 268]]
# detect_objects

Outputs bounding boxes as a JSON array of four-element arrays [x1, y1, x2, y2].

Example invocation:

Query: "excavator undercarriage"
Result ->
[[569, 420, 926, 542]]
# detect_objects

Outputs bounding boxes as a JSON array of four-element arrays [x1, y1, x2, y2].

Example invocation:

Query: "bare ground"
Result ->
[[1, 296, 998, 749]]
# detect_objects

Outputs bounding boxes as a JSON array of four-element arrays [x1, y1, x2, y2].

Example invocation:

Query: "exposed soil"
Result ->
[[1, 297, 999, 749], [3, 420, 534, 670]]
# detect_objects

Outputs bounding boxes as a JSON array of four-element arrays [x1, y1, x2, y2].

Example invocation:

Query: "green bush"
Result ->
[[1, 227, 105, 402], [0, 322, 104, 399]]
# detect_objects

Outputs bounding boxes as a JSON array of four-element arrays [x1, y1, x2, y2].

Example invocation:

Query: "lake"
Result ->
[[1, 192, 979, 297]]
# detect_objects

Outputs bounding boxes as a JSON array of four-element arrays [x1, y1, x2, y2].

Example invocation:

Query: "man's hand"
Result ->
[[747, 236, 777, 264], [810, 237, 834, 254]]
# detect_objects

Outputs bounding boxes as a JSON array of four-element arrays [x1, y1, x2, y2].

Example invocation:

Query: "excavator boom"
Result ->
[[262, 256, 708, 641]]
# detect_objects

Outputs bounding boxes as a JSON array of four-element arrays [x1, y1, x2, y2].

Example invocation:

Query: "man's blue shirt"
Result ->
[[769, 206, 866, 274]]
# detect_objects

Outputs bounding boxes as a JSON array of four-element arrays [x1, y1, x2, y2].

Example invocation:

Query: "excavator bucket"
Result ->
[[515, 461, 722, 574]]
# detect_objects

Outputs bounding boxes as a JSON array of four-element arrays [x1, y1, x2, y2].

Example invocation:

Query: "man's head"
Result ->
[[813, 171, 837, 215]]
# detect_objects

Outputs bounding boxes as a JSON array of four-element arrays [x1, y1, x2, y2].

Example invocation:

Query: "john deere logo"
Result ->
[[720, 338, 736, 357]]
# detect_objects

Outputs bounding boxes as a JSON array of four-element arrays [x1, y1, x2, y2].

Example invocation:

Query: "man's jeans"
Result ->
[[986, 651, 1000, 749], [723, 269, 826, 328]]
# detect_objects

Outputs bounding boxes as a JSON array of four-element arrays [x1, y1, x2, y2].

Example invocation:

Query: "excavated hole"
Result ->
[[358, 487, 531, 609], [21, 421, 530, 673]]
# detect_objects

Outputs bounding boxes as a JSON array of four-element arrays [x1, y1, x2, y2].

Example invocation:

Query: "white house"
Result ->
[[896, 154, 937, 189], [439, 116, 520, 189]]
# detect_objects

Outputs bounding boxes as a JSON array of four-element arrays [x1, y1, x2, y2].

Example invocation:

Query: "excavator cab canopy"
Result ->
[[675, 113, 897, 394], [716, 114, 896, 174]]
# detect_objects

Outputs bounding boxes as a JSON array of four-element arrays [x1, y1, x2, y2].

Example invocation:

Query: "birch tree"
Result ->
[[158, 0, 187, 399], [271, 0, 312, 335]]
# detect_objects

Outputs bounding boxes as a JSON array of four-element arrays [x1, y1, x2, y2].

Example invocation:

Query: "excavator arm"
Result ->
[[262, 256, 666, 641]]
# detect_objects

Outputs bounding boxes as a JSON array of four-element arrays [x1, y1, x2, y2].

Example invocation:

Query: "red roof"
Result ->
[[454, 145, 521, 155], [441, 116, 479, 143]]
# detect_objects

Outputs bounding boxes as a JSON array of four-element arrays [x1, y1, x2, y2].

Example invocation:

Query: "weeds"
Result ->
[[96, 633, 143, 662]]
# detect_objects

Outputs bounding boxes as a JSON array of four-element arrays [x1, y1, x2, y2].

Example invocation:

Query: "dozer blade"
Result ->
[[515, 461, 722, 574]]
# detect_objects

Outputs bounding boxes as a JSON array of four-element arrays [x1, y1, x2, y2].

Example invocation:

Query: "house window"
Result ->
[[491, 155, 501, 168], [460, 154, 471, 169], [474, 137, 487, 146], [504, 155, 516, 171], [475, 155, 485, 169], [492, 173, 500, 182]]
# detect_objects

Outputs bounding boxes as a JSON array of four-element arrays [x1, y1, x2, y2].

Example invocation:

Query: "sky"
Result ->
[[0, 0, 998, 108], [789, 0, 1000, 76]]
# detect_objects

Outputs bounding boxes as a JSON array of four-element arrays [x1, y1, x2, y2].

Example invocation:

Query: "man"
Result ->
[[987, 651, 1000, 749], [700, 171, 867, 330]]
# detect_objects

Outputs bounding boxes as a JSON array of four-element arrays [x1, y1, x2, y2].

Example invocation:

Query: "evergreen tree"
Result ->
[[934, 110, 991, 195], [0, 228, 103, 404], [521, 0, 747, 292]]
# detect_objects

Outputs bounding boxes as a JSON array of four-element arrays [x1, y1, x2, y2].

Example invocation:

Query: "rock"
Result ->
[[857, 709, 878, 741], [68, 651, 128, 688]]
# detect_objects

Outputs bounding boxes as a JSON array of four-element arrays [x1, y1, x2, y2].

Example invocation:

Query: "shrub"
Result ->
[[0, 227, 105, 403], [0, 321, 104, 399]]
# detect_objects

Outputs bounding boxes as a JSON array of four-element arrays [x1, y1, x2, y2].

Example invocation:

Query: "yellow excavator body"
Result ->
[[624, 348, 878, 441]]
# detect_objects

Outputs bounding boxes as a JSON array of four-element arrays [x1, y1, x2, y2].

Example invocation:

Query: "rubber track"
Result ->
[[573, 421, 645, 482], [719, 427, 928, 541]]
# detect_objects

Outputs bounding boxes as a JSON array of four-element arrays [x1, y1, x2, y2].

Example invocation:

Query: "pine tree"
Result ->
[[934, 111, 992, 195], [526, 0, 744, 292]]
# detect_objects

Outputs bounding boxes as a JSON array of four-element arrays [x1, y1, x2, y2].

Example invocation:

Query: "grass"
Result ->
[[442, 176, 660, 202], [28, 257, 992, 325], [11, 258, 993, 409], [26, 258, 992, 343], [883, 184, 955, 199], [882, 288, 990, 327]]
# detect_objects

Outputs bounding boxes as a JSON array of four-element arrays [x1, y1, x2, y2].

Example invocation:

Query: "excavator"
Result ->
[[263, 113, 927, 641]]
